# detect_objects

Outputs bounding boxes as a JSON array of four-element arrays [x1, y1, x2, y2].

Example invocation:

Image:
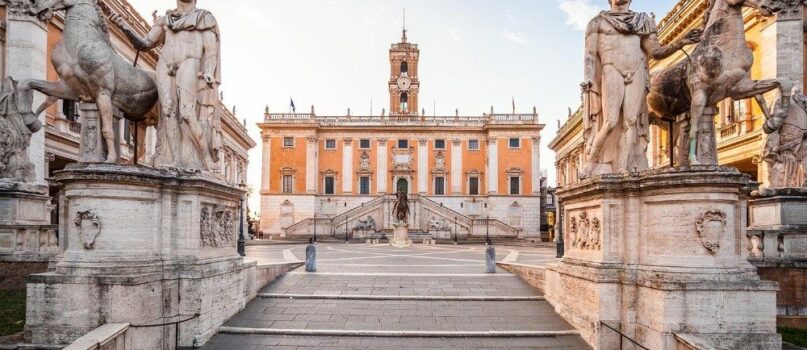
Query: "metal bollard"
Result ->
[[305, 238, 317, 272]]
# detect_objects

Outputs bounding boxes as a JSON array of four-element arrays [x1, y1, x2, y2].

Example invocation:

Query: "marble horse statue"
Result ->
[[18, 0, 159, 163], [647, 0, 785, 165], [762, 88, 807, 188]]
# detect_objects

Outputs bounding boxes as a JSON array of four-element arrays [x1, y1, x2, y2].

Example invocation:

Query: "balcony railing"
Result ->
[[262, 113, 540, 127], [719, 122, 739, 139]]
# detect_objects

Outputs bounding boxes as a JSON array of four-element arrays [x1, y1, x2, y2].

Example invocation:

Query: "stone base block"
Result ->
[[0, 183, 56, 262], [548, 166, 781, 350], [390, 224, 412, 248], [24, 164, 252, 348]]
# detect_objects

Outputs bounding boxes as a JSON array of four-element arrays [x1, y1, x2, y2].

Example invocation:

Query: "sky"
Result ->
[[126, 0, 678, 212]]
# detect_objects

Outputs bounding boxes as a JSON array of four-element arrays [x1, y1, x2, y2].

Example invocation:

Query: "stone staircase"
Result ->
[[281, 194, 521, 239], [202, 245, 589, 349]]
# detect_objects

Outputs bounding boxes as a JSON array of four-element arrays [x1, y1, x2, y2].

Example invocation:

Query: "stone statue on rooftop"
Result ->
[[581, 0, 701, 178], [111, 0, 223, 172]]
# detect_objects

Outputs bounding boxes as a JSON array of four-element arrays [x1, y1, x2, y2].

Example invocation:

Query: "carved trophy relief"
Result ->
[[695, 210, 727, 255], [568, 211, 602, 251], [74, 211, 102, 249], [200, 204, 235, 248]]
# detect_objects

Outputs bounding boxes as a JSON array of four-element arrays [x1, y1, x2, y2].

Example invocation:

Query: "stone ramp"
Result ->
[[202, 244, 589, 349]]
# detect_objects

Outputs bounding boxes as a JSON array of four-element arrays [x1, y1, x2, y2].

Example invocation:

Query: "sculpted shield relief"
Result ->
[[695, 210, 727, 255]]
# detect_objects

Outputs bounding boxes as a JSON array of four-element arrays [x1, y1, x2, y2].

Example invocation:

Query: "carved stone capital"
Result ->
[[487, 137, 498, 144], [343, 138, 354, 146], [307, 136, 318, 143], [261, 134, 272, 142], [418, 139, 428, 146], [452, 139, 462, 146], [378, 139, 388, 146]]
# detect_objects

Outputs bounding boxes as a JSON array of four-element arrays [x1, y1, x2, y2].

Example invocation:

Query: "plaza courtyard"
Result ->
[[201, 243, 590, 349]]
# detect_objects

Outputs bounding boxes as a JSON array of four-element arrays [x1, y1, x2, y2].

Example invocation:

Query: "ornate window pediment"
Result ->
[[280, 167, 296, 175]]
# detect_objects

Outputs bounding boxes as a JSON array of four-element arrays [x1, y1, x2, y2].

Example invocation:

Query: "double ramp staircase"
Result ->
[[282, 194, 521, 240]]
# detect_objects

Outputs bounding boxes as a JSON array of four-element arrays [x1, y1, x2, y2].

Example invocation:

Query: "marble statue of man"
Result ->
[[111, 0, 222, 171], [581, 0, 700, 178]]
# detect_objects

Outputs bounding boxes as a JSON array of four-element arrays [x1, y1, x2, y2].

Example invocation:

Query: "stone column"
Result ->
[[306, 136, 318, 194], [487, 138, 498, 195], [760, 5, 804, 94], [6, 8, 47, 184], [531, 136, 541, 194], [261, 135, 271, 192], [377, 139, 388, 194], [451, 139, 462, 194], [418, 139, 428, 194], [342, 138, 353, 194]]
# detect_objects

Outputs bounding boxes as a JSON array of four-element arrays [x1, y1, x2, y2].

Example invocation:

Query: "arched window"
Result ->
[[400, 92, 409, 112], [400, 61, 408, 75]]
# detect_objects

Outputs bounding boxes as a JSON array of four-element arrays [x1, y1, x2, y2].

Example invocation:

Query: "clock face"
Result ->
[[397, 76, 411, 91]]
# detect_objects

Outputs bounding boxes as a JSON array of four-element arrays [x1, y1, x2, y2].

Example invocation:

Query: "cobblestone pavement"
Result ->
[[204, 243, 589, 349]]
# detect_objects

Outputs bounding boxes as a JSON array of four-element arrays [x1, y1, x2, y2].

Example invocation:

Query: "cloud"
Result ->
[[447, 26, 461, 41], [500, 30, 528, 45], [557, 0, 601, 31]]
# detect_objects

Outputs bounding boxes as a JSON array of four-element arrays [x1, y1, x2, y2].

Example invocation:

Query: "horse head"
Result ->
[[27, 0, 72, 22]]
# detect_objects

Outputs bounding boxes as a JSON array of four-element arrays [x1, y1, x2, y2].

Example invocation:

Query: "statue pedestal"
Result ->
[[747, 188, 807, 325], [25, 164, 256, 348], [390, 224, 412, 248], [546, 166, 780, 350], [0, 182, 56, 262]]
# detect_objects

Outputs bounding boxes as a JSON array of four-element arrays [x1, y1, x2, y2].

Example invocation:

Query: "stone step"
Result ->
[[261, 273, 540, 297], [258, 293, 546, 301], [222, 298, 572, 332], [203, 334, 592, 349], [218, 327, 581, 337]]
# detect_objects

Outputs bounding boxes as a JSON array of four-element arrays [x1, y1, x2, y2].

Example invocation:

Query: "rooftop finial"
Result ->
[[402, 9, 408, 43]]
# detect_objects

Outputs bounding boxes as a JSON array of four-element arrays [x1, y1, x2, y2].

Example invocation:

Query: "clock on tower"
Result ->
[[389, 24, 419, 115]]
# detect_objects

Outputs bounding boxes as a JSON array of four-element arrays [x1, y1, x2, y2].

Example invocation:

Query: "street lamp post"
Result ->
[[237, 183, 246, 257], [556, 200, 565, 258], [453, 216, 458, 244], [486, 215, 490, 244], [313, 215, 317, 243], [345, 217, 349, 243]]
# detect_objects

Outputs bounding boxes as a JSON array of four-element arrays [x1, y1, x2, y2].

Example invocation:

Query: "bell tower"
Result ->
[[389, 11, 419, 115]]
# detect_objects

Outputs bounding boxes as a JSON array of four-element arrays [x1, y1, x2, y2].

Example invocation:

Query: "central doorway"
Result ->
[[396, 178, 408, 194]]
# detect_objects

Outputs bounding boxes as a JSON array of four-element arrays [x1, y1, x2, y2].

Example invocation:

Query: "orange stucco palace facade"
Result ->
[[258, 31, 545, 239]]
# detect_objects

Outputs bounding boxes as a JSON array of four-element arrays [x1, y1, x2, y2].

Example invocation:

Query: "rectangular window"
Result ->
[[469, 177, 480, 195], [434, 177, 445, 195], [509, 138, 520, 148], [324, 176, 335, 194], [510, 176, 520, 195], [283, 137, 295, 147], [325, 139, 337, 149], [468, 139, 480, 150], [434, 139, 446, 149], [547, 194, 554, 205], [282, 175, 293, 193], [359, 177, 370, 195], [360, 139, 371, 149], [398, 139, 409, 149]]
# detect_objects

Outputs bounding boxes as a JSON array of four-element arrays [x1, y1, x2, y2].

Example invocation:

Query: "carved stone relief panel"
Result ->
[[568, 211, 601, 250], [74, 210, 101, 249], [200, 203, 236, 248], [695, 209, 727, 255]]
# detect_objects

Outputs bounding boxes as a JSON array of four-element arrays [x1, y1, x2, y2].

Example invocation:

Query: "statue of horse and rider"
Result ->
[[392, 190, 410, 224], [647, 0, 790, 165]]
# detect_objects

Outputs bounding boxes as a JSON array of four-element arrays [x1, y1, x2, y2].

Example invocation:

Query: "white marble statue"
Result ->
[[581, 0, 701, 178], [762, 87, 807, 188], [0, 79, 36, 183], [112, 0, 223, 172]]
